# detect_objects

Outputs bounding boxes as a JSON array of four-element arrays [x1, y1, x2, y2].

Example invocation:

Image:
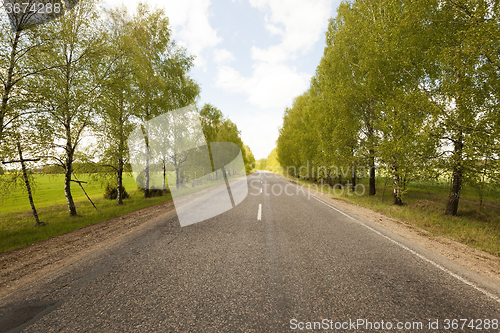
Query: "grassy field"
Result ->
[[0, 173, 172, 253], [0, 173, 140, 214], [288, 176, 500, 257]]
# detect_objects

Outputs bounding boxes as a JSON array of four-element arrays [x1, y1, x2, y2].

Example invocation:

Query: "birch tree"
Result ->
[[423, 0, 500, 215], [94, 6, 135, 205], [129, 3, 198, 198], [0, 9, 54, 148], [35, 0, 113, 216]]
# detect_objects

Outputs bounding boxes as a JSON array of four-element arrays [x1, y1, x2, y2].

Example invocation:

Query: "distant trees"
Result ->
[[266, 148, 280, 173], [276, 0, 500, 215], [199, 103, 255, 175], [200, 103, 224, 174], [243, 145, 255, 173], [255, 158, 267, 170]]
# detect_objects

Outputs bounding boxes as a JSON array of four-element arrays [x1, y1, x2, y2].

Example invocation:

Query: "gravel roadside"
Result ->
[[0, 200, 176, 300], [296, 179, 500, 285]]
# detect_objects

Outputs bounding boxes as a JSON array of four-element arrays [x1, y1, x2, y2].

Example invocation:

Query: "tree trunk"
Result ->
[[0, 31, 20, 145], [351, 165, 356, 190], [62, 56, 77, 216], [369, 150, 376, 195], [162, 159, 166, 191], [367, 100, 376, 195], [222, 166, 235, 207], [72, 171, 97, 210], [175, 166, 180, 189], [64, 156, 77, 216], [64, 120, 77, 216], [144, 144, 150, 198], [478, 158, 487, 211], [141, 124, 151, 198], [117, 97, 125, 205], [445, 132, 463, 216], [392, 157, 402, 205], [117, 158, 124, 205], [17, 142, 43, 226]]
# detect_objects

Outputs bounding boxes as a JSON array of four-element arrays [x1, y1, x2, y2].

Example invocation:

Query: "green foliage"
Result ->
[[255, 158, 267, 170], [1, 0, 205, 210], [36, 165, 64, 174], [103, 184, 130, 200], [128, 3, 199, 122], [0, 1, 254, 244], [0, 12, 49, 148], [199, 103, 254, 174], [266, 148, 281, 173], [243, 145, 255, 173], [0, 172, 28, 198], [276, 0, 500, 213], [137, 187, 164, 197]]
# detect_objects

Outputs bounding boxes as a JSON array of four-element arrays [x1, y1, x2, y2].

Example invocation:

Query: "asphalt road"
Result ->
[[1, 171, 499, 332]]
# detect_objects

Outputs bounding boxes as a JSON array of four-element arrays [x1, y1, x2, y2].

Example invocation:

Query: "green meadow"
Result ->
[[0, 173, 172, 253], [1, 173, 136, 213]]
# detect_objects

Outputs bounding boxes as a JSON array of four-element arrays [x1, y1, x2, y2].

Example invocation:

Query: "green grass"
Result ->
[[0, 173, 140, 214], [287, 175, 500, 257], [0, 173, 172, 253]]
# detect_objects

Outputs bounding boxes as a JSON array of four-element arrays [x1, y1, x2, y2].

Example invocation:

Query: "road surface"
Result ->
[[1, 171, 499, 332]]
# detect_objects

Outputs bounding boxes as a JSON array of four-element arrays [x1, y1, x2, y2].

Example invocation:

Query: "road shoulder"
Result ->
[[285, 177, 500, 285], [0, 200, 177, 300]]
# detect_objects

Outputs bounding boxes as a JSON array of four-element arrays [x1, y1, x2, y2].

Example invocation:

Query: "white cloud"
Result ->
[[213, 48, 236, 65], [104, 0, 334, 157], [215, 63, 310, 109], [105, 0, 221, 69], [263, 20, 284, 36], [251, 45, 288, 64], [215, 66, 245, 92], [214, 0, 331, 110], [162, 0, 221, 69], [172, 1, 221, 52], [249, 0, 332, 64]]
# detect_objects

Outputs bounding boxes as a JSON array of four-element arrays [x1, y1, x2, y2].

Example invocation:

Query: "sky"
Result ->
[[104, 0, 342, 159]]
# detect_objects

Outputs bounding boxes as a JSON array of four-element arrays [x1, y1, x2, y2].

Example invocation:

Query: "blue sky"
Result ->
[[105, 0, 342, 159]]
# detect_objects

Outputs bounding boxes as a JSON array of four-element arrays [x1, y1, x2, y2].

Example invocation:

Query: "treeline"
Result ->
[[276, 0, 500, 215], [255, 158, 267, 170], [0, 0, 253, 222], [200, 104, 255, 176]]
